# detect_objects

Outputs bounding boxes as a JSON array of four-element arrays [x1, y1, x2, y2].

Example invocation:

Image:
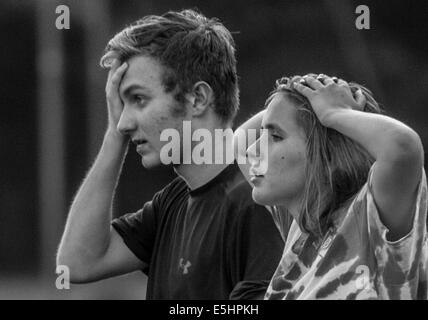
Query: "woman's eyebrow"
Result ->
[[263, 123, 286, 134]]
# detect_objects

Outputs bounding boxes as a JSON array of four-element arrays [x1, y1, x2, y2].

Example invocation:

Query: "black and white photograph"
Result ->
[[1, 0, 427, 306]]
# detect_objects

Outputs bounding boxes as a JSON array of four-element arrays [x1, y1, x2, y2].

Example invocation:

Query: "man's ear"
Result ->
[[186, 81, 214, 117]]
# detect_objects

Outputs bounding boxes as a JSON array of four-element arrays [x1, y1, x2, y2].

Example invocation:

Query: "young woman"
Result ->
[[235, 74, 427, 299]]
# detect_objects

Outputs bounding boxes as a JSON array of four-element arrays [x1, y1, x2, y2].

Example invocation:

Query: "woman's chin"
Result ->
[[252, 188, 276, 206]]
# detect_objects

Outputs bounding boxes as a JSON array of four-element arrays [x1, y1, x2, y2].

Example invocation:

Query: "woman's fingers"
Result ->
[[304, 76, 323, 90], [295, 75, 362, 110], [293, 81, 316, 98], [322, 76, 343, 86], [323, 77, 335, 85], [337, 78, 348, 86], [354, 89, 367, 109], [316, 74, 327, 83], [316, 74, 338, 85]]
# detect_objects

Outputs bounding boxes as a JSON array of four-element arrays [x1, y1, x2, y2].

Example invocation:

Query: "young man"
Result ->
[[56, 9, 283, 299]]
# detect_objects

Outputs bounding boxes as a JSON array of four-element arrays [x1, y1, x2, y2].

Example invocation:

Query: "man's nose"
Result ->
[[117, 105, 137, 135]]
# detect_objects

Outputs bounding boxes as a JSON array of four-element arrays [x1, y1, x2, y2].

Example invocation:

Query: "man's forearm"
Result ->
[[57, 129, 128, 271]]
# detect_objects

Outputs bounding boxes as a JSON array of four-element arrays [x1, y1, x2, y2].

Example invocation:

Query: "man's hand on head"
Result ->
[[105, 58, 128, 138]]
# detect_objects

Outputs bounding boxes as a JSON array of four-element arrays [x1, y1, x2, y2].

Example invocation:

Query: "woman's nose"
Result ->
[[246, 139, 259, 162], [246, 134, 268, 174]]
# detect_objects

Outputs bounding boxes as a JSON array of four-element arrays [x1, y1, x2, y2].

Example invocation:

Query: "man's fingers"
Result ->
[[106, 62, 128, 103], [107, 59, 121, 81], [111, 58, 121, 70], [293, 82, 315, 98], [110, 62, 128, 89]]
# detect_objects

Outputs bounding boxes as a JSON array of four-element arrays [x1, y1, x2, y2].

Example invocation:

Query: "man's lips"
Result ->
[[132, 139, 148, 145], [132, 139, 149, 154]]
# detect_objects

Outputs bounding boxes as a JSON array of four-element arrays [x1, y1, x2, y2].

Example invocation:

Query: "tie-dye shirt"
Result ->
[[266, 168, 427, 300]]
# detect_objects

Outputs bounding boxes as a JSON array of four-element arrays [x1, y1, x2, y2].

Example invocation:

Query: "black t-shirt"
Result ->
[[112, 163, 284, 299]]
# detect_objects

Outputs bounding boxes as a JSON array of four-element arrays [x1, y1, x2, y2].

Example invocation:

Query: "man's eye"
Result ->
[[133, 95, 146, 104]]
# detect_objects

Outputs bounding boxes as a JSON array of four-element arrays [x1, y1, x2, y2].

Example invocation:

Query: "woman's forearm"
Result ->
[[237, 110, 265, 132], [325, 109, 423, 165], [233, 110, 265, 159]]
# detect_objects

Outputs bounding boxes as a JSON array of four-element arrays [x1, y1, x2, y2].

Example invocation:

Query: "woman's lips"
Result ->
[[250, 175, 264, 185]]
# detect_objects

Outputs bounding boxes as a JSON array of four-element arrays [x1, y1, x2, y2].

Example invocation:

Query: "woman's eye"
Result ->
[[271, 133, 283, 141]]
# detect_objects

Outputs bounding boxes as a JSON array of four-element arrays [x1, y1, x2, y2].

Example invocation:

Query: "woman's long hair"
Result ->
[[267, 74, 383, 238]]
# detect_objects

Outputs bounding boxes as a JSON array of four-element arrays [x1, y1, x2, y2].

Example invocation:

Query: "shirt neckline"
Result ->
[[188, 163, 236, 197]]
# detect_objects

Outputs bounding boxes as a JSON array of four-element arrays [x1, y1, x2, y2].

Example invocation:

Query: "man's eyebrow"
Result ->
[[120, 84, 152, 97]]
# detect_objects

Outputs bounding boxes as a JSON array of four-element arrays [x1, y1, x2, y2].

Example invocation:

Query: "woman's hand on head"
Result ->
[[293, 74, 366, 127]]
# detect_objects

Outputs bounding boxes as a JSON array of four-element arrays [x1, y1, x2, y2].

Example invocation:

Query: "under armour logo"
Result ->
[[179, 258, 192, 274]]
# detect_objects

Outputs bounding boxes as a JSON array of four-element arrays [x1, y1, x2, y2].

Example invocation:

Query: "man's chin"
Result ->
[[140, 155, 162, 169]]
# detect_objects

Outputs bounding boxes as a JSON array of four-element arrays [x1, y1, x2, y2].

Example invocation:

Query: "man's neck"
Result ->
[[174, 134, 234, 190], [175, 162, 230, 190]]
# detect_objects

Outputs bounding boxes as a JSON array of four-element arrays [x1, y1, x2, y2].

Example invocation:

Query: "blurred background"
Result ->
[[0, 0, 427, 299]]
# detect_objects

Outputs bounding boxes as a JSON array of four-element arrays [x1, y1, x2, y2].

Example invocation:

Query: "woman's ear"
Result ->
[[186, 81, 214, 117]]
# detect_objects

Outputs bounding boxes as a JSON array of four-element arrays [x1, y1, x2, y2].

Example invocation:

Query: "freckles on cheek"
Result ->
[[270, 152, 288, 175], [154, 116, 169, 132], [280, 150, 305, 170]]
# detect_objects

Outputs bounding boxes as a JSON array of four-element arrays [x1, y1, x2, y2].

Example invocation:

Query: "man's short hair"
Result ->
[[100, 9, 239, 124]]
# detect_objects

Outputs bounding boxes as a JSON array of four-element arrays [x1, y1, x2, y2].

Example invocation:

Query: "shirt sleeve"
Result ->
[[111, 191, 162, 274], [357, 165, 428, 298], [228, 203, 285, 300]]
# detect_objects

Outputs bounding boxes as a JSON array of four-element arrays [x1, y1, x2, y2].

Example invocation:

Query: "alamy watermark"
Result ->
[[355, 264, 370, 290], [54, 4, 371, 32], [55, 5, 70, 30], [55, 265, 70, 290], [159, 121, 268, 174], [355, 5, 370, 30]]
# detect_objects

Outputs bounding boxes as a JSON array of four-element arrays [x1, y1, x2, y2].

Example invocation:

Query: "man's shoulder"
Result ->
[[226, 176, 254, 204], [164, 175, 188, 193], [153, 175, 188, 206], [221, 164, 268, 217], [223, 164, 255, 201], [220, 166, 282, 246]]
